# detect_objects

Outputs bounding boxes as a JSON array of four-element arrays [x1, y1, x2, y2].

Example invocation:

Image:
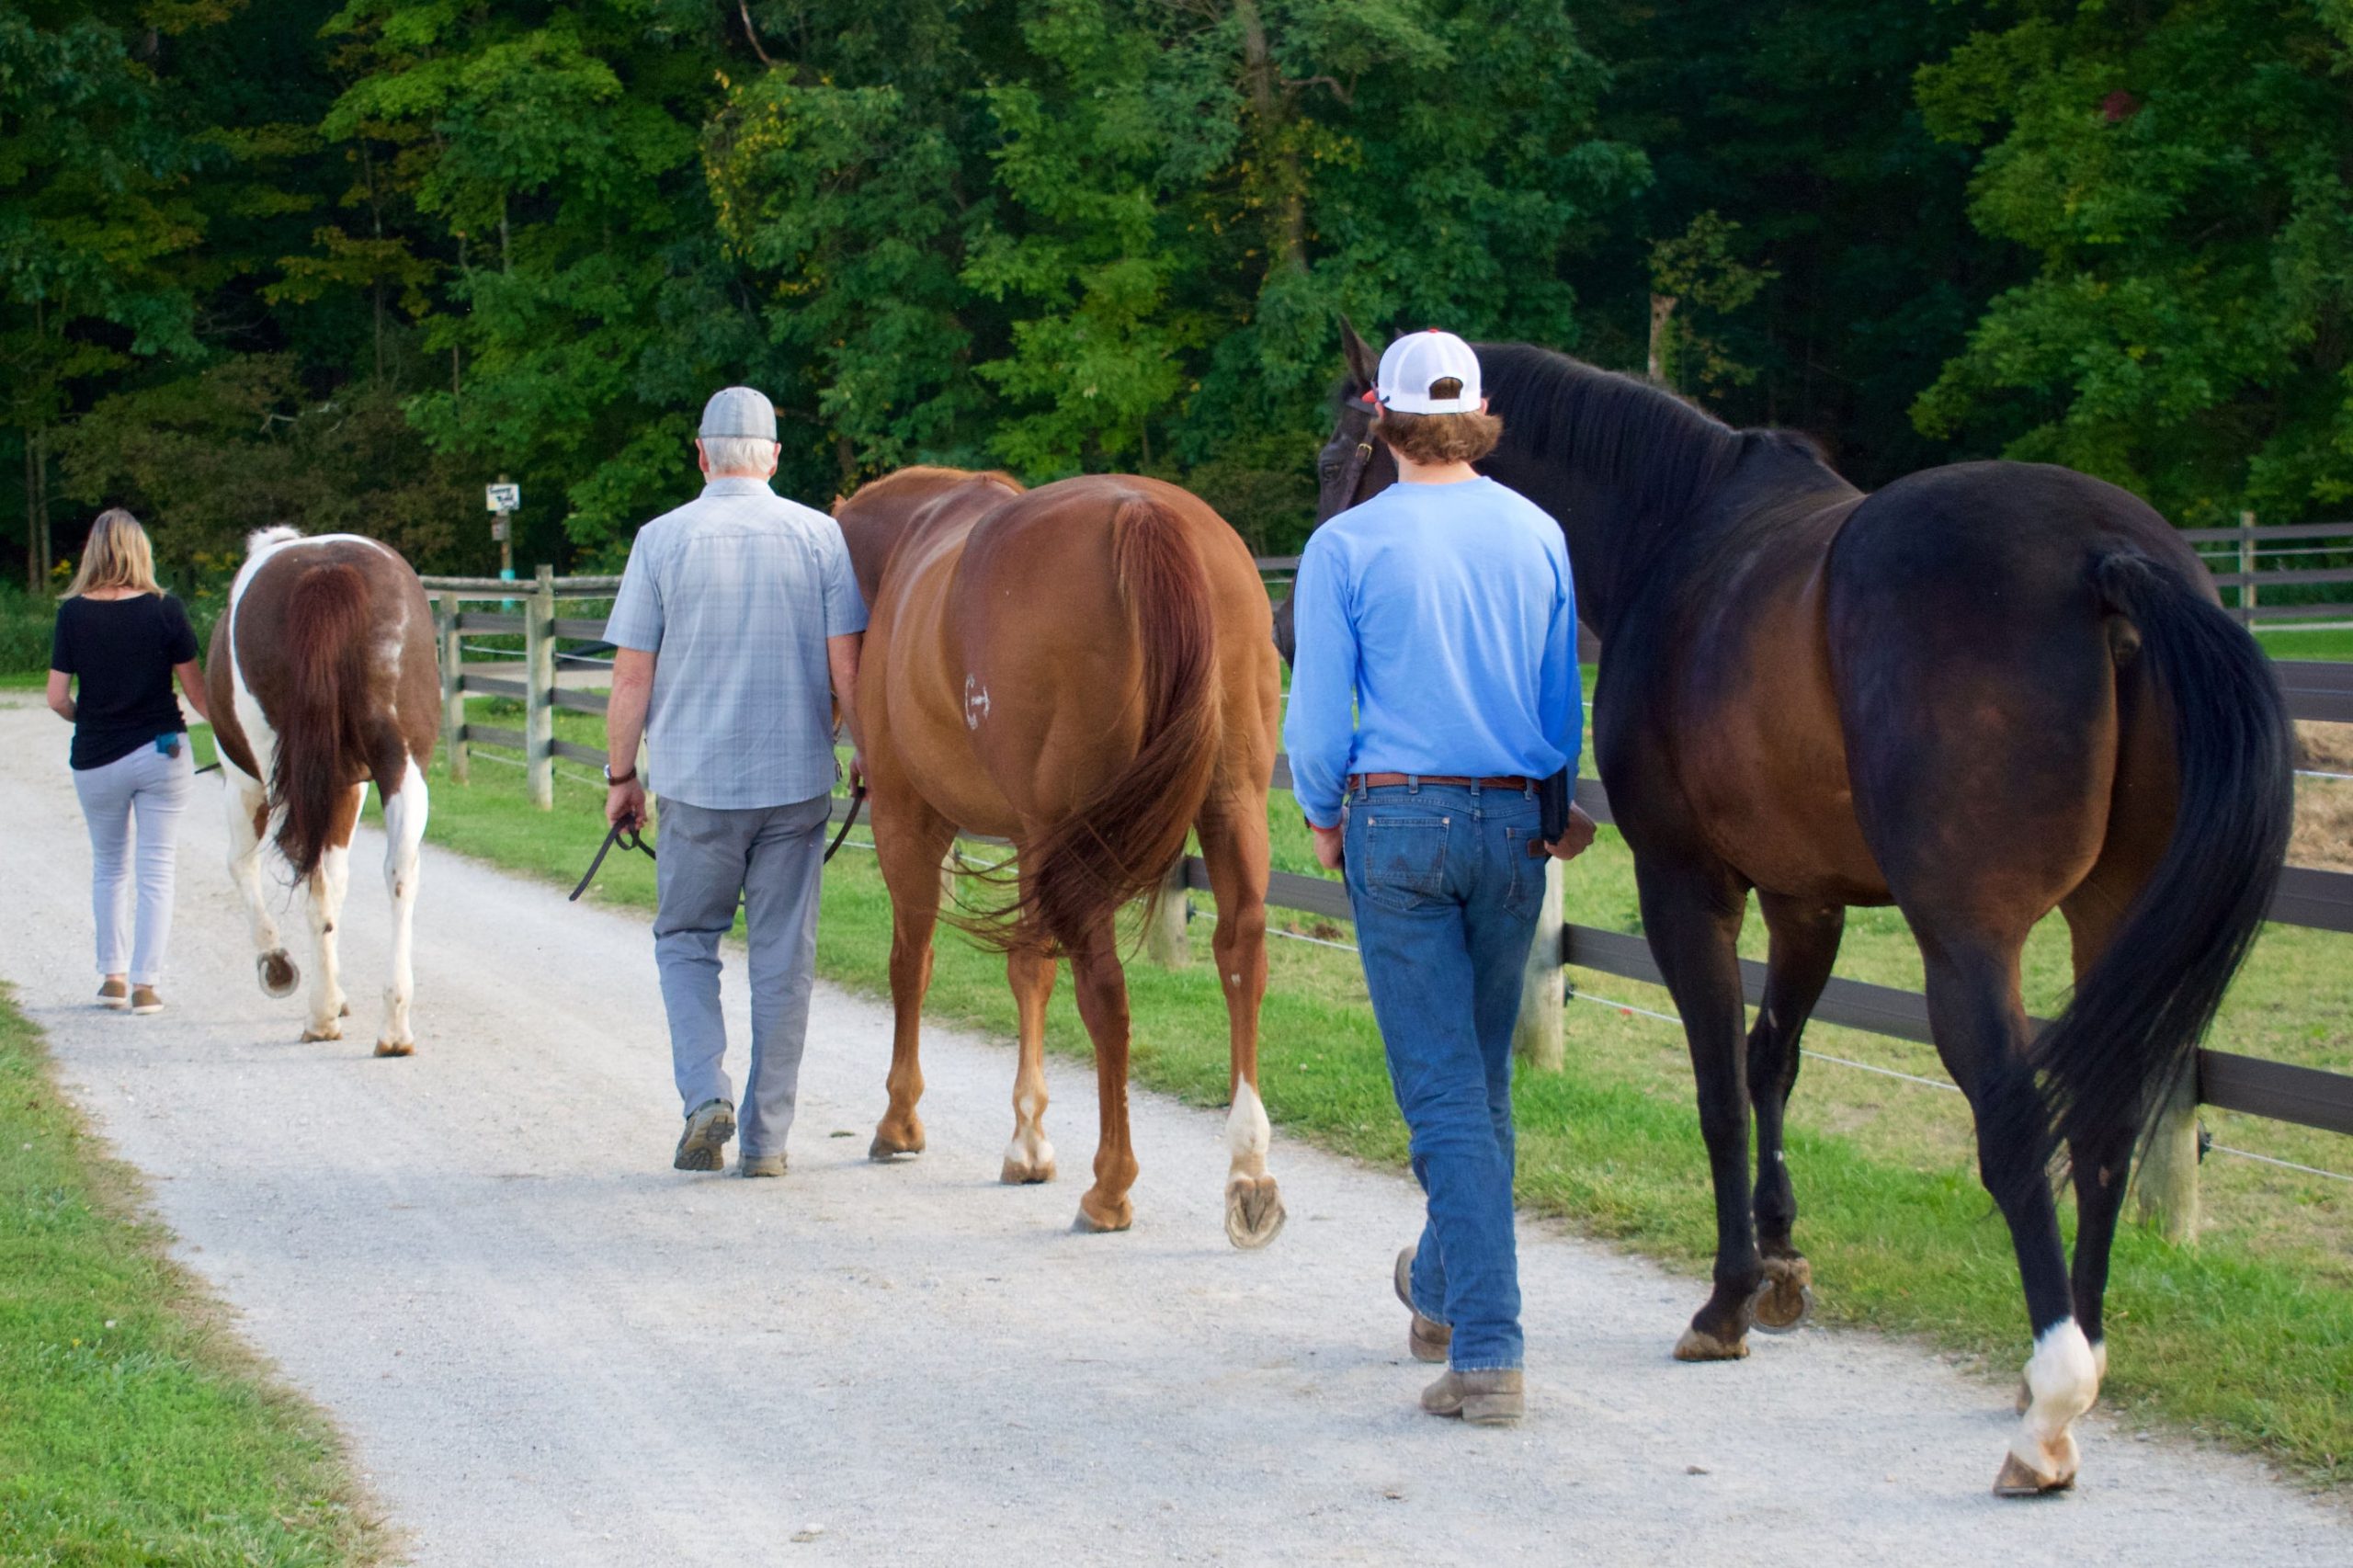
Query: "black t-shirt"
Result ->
[[50, 593, 199, 770]]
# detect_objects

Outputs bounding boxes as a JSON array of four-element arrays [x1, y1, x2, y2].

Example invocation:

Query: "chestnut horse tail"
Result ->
[[1013, 494, 1221, 951], [2013, 550, 2294, 1165], [270, 560, 374, 881]]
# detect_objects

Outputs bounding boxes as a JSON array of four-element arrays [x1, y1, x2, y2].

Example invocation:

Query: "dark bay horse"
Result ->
[[1296, 326, 2292, 1493], [208, 527, 439, 1055], [835, 467, 1287, 1246]]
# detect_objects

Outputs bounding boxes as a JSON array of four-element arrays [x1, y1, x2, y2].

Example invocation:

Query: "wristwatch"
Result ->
[[604, 763, 636, 786]]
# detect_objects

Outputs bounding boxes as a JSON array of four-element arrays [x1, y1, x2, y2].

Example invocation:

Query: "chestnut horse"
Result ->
[[835, 468, 1286, 1246], [1296, 327, 2292, 1493], [207, 527, 438, 1055]]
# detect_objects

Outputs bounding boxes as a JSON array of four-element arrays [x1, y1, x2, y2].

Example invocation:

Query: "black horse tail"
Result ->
[[2022, 550, 2294, 1164]]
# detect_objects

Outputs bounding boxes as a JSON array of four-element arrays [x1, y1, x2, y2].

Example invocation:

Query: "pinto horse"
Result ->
[[1294, 326, 2292, 1493], [835, 467, 1286, 1246], [207, 528, 438, 1056]]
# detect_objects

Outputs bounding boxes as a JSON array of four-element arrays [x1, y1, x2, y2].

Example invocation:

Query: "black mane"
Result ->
[[1473, 341, 1749, 524]]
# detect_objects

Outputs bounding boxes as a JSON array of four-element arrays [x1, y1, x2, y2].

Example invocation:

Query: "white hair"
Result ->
[[699, 436, 779, 476]]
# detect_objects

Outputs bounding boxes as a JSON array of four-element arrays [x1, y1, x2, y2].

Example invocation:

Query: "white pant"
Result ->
[[73, 739, 194, 984]]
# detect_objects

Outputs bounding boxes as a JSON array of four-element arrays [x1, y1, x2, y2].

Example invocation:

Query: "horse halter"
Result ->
[[1330, 432, 1378, 517]]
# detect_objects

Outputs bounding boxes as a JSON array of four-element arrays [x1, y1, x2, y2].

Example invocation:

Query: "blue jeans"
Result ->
[[1344, 780, 1544, 1371]]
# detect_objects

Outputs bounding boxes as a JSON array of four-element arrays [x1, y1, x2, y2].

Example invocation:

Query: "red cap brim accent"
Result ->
[[1359, 389, 1380, 403]]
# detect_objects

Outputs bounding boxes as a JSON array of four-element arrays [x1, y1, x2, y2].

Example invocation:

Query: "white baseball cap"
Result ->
[[699, 385, 779, 442], [1371, 329, 1483, 415]]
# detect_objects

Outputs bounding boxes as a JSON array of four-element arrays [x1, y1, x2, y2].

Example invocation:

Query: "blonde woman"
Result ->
[[46, 508, 210, 1014]]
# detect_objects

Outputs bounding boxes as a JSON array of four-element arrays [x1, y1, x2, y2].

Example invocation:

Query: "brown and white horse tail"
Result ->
[[1006, 493, 1220, 952], [272, 558, 375, 881]]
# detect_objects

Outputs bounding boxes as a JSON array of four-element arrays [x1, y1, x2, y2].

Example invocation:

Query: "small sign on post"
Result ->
[[484, 482, 521, 513], [485, 476, 520, 585]]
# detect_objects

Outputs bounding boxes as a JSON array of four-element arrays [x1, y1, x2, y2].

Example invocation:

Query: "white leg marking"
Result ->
[[1225, 1078, 1271, 1177], [222, 767, 282, 960], [380, 756, 427, 1051], [2010, 1318, 2099, 1482], [1004, 1083, 1054, 1176], [305, 837, 352, 1037]]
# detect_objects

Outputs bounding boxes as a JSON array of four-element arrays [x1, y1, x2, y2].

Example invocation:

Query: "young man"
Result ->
[[1284, 329, 1594, 1425], [604, 386, 868, 1178]]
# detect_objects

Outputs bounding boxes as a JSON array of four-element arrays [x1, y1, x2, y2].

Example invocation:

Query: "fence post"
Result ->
[[1513, 857, 1565, 1070], [2134, 1061, 2201, 1245], [525, 564, 555, 809], [437, 589, 470, 784], [1144, 858, 1190, 967], [2239, 510, 2257, 624]]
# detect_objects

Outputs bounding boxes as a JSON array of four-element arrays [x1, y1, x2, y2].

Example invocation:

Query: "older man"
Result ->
[[603, 386, 868, 1177]]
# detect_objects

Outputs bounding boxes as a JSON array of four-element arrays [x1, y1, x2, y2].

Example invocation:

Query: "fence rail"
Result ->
[[418, 565, 2353, 1237]]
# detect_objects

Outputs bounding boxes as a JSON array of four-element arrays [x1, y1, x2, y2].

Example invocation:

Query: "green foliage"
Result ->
[[1913, 1, 2353, 526], [1648, 210, 1777, 393]]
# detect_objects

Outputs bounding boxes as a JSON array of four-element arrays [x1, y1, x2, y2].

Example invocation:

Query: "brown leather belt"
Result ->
[[1347, 773, 1531, 791]]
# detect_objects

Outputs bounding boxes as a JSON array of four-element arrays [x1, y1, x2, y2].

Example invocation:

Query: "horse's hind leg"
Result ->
[[300, 783, 365, 1042], [376, 757, 428, 1057], [1747, 892, 1844, 1331], [1001, 938, 1059, 1183], [1196, 790, 1283, 1249], [870, 790, 955, 1159], [1919, 935, 2097, 1494], [1067, 917, 1139, 1233], [222, 764, 298, 998]]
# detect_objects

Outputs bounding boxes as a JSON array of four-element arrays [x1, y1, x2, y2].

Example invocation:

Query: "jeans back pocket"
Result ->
[[1359, 812, 1449, 911]]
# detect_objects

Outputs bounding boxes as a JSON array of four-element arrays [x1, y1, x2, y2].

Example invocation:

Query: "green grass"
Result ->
[[2258, 625, 2353, 663], [396, 715, 2353, 1487], [0, 986, 380, 1564]]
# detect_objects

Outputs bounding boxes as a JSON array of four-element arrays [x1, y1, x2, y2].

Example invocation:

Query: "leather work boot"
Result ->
[[739, 1153, 787, 1178], [1420, 1368, 1526, 1426], [1395, 1246, 1451, 1363], [674, 1098, 736, 1172]]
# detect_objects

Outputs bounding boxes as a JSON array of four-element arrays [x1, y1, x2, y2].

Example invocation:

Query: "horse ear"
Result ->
[[1338, 315, 1379, 392]]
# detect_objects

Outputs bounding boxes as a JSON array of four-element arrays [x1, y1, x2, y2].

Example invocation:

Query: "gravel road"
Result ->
[[1, 700, 2343, 1565]]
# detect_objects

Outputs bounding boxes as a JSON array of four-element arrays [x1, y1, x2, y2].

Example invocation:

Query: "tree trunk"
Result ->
[[1235, 1, 1308, 275], [24, 424, 50, 593], [1648, 293, 1679, 386]]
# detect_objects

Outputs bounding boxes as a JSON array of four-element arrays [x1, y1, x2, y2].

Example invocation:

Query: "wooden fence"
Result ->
[[2183, 517, 2353, 624], [419, 565, 2353, 1243]]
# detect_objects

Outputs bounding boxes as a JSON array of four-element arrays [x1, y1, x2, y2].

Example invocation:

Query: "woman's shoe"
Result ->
[[130, 986, 164, 1016], [97, 979, 130, 1010], [1396, 1246, 1452, 1363]]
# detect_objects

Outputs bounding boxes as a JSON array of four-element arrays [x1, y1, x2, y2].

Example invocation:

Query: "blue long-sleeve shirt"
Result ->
[[1282, 476, 1580, 827]]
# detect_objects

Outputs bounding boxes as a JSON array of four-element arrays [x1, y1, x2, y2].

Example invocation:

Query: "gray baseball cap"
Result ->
[[699, 385, 778, 442]]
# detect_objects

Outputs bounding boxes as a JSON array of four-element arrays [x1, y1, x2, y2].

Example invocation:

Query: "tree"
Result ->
[[0, 4, 206, 586], [1914, 1, 2353, 526]]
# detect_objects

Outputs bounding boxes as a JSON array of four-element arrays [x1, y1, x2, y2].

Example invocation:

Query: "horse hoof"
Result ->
[[1072, 1195, 1133, 1233], [339, 1001, 351, 1018], [373, 1040, 414, 1059], [300, 1024, 341, 1043], [1749, 1256, 1814, 1334], [869, 1131, 925, 1162], [1000, 1157, 1056, 1185], [1993, 1451, 2075, 1497], [1223, 1175, 1286, 1250], [1673, 1324, 1750, 1362], [257, 951, 299, 998]]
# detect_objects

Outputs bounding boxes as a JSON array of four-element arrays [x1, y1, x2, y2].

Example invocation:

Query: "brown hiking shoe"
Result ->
[[97, 979, 130, 1010], [130, 986, 165, 1016], [1420, 1368, 1526, 1426], [1395, 1246, 1451, 1363], [674, 1099, 736, 1172]]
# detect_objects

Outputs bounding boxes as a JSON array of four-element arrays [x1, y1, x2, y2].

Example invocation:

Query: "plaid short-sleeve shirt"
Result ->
[[605, 477, 869, 810]]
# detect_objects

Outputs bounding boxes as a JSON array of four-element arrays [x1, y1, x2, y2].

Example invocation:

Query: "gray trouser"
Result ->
[[653, 792, 832, 1157], [73, 739, 194, 984]]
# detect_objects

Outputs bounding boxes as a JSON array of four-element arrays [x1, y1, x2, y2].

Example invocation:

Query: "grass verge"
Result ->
[[0, 984, 381, 1564], [388, 733, 2351, 1489]]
